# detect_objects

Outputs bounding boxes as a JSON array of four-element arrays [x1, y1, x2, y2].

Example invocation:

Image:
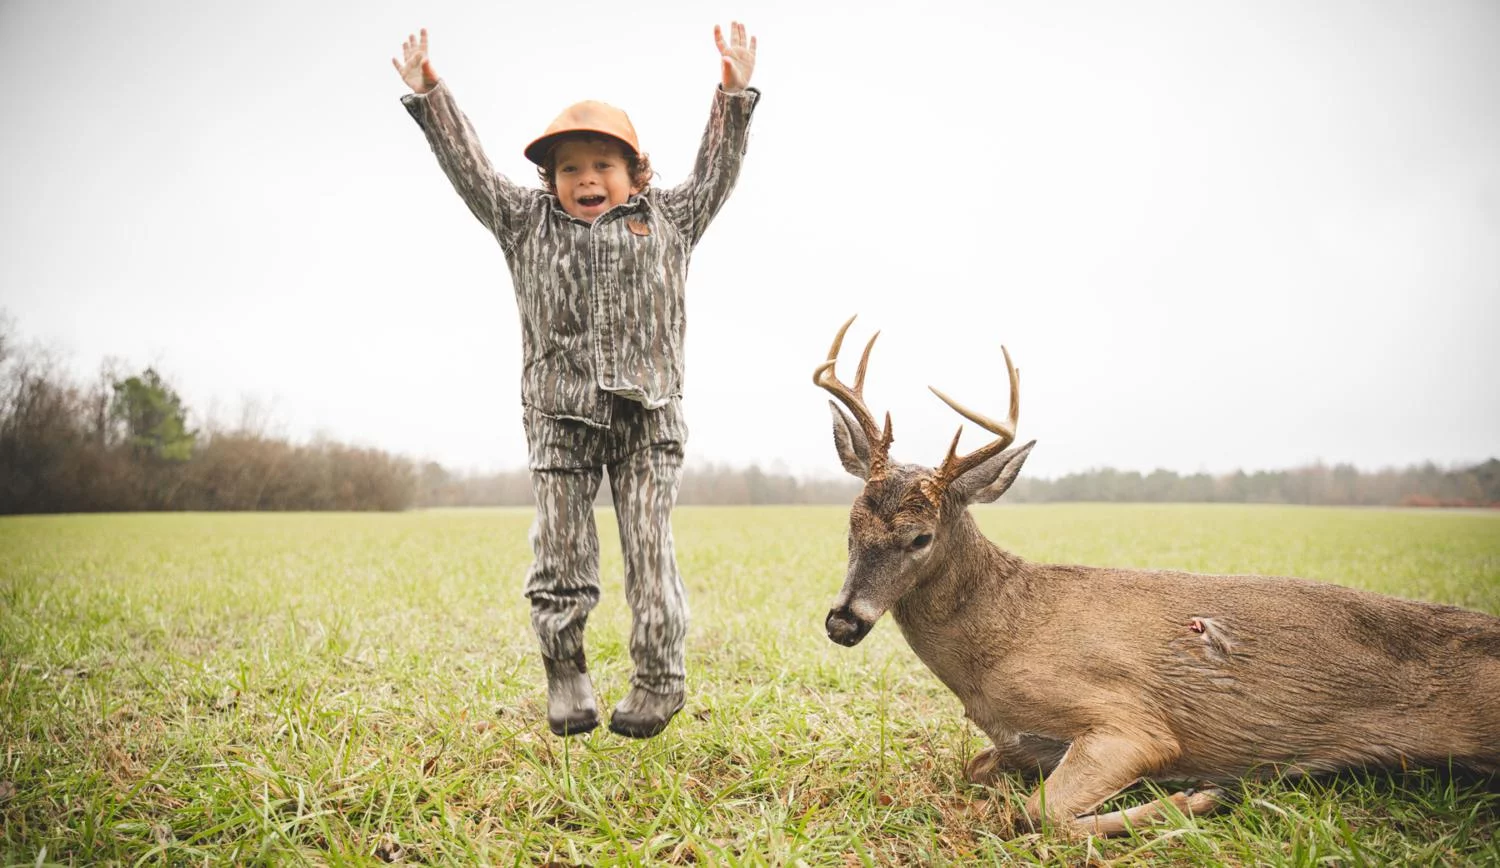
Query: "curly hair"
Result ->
[[536, 133, 654, 194]]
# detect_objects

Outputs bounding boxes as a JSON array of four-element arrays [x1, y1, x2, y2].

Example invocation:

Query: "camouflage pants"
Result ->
[[522, 395, 689, 695]]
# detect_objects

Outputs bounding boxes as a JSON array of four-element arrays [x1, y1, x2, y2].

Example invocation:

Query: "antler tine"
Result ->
[[823, 314, 857, 367], [853, 329, 879, 395], [940, 425, 965, 469], [813, 315, 893, 475], [928, 345, 1021, 484]]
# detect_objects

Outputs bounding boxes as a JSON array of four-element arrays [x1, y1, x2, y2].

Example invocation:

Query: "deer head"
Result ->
[[815, 315, 1035, 646]]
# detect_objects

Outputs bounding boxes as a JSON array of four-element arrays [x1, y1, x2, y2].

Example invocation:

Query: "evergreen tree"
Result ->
[[111, 368, 196, 462]]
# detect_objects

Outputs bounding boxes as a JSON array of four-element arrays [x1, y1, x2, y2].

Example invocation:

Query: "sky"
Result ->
[[2, 0, 1497, 480]]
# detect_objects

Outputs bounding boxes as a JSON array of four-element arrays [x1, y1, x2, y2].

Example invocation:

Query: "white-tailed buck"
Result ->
[[814, 315, 1500, 836]]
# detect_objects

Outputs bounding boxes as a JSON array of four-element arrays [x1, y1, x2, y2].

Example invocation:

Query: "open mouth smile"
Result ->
[[577, 195, 606, 208]]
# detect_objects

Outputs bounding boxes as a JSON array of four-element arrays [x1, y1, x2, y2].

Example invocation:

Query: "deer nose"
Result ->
[[826, 606, 872, 646]]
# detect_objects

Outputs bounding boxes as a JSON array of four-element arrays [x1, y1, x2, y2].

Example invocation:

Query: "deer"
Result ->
[[813, 315, 1500, 837]]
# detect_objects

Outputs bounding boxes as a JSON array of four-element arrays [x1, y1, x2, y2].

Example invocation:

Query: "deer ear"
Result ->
[[829, 401, 872, 479], [952, 440, 1035, 504]]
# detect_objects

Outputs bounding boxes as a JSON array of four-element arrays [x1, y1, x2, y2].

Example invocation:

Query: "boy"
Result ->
[[393, 23, 759, 738]]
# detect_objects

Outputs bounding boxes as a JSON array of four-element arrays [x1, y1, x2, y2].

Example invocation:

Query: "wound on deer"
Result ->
[[1185, 616, 1236, 662]]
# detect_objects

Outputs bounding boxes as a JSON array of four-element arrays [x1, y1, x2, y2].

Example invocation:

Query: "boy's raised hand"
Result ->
[[714, 21, 757, 93], [392, 28, 439, 94]]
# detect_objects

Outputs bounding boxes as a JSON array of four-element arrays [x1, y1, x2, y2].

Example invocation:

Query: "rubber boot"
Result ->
[[542, 651, 598, 736], [608, 686, 685, 739]]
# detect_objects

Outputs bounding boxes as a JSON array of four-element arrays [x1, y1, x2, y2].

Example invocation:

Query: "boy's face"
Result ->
[[552, 138, 641, 223]]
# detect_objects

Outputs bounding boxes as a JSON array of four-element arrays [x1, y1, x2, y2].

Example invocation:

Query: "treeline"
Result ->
[[414, 460, 1500, 509], [416, 461, 862, 508], [2, 315, 1495, 513], [1, 321, 415, 513], [1004, 461, 1500, 508]]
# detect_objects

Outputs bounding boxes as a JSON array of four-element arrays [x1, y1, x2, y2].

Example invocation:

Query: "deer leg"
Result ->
[[966, 734, 1071, 785], [1080, 786, 1226, 836], [1023, 730, 1181, 836]]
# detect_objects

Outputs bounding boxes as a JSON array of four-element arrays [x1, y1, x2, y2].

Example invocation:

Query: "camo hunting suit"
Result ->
[[401, 81, 759, 695]]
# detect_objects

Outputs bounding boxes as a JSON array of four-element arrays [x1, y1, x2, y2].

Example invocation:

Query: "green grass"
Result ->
[[1, 504, 1497, 866]]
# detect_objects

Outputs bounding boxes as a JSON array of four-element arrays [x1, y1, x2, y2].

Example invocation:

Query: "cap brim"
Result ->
[[524, 130, 638, 166]]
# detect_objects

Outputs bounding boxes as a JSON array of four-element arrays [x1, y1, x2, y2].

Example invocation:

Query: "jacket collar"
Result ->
[[544, 192, 649, 226]]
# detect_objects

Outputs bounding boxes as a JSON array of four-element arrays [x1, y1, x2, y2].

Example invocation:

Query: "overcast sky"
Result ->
[[2, 0, 1496, 480]]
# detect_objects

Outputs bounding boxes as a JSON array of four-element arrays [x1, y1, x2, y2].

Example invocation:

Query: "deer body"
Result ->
[[813, 317, 1500, 835], [890, 503, 1500, 784]]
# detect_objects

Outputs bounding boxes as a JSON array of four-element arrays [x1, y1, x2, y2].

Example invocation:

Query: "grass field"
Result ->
[[2, 504, 1498, 866]]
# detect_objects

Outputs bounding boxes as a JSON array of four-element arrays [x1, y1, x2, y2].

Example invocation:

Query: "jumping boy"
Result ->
[[393, 23, 759, 738]]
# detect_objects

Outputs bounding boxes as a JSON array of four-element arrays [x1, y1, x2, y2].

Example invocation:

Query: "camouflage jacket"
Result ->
[[401, 81, 760, 428]]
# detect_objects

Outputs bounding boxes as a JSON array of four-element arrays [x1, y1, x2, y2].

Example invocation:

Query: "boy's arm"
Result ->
[[658, 22, 761, 247], [394, 30, 536, 249]]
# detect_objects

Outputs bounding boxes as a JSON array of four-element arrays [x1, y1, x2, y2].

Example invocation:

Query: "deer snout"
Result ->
[[826, 606, 872, 647]]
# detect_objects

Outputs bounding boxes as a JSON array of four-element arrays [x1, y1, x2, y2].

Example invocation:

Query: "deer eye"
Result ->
[[909, 533, 933, 551]]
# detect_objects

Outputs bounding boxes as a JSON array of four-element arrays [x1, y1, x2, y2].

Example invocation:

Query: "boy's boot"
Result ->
[[542, 651, 598, 736], [608, 685, 685, 739]]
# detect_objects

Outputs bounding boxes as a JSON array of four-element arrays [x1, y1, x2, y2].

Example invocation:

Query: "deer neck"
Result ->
[[890, 510, 1027, 701]]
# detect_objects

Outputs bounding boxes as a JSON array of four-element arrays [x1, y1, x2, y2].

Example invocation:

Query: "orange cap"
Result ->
[[524, 100, 641, 166]]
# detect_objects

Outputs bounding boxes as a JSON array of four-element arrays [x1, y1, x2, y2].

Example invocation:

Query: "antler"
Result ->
[[928, 345, 1021, 488], [813, 315, 893, 478]]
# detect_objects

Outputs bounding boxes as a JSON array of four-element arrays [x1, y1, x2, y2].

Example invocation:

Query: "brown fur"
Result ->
[[816, 327, 1500, 836]]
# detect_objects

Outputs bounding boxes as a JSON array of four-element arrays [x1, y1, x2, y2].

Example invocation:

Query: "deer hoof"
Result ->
[[965, 747, 1004, 786]]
